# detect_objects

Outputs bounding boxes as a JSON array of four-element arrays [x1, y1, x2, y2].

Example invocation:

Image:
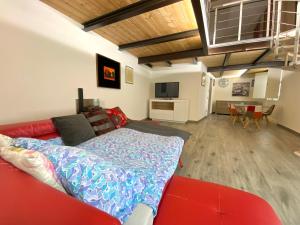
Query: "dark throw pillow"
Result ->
[[83, 109, 115, 136], [52, 114, 96, 146]]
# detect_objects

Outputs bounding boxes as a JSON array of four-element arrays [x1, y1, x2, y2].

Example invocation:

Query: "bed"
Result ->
[[13, 128, 184, 223]]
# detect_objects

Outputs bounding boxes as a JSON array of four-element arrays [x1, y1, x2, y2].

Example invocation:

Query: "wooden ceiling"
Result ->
[[41, 0, 282, 73], [42, 0, 201, 55], [128, 36, 201, 58]]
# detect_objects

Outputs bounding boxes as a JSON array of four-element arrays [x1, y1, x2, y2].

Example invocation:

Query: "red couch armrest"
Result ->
[[0, 159, 121, 225]]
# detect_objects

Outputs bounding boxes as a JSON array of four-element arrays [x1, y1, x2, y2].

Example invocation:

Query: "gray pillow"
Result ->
[[52, 114, 96, 146]]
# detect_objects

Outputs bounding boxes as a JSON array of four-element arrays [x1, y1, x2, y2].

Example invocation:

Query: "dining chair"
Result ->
[[244, 105, 263, 129], [227, 103, 232, 118], [229, 104, 244, 125], [263, 105, 275, 123]]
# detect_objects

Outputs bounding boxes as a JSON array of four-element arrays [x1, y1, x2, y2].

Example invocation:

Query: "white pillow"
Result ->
[[0, 146, 66, 193], [0, 134, 13, 147]]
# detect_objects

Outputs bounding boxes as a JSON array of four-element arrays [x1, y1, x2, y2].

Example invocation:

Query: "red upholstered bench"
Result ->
[[154, 176, 282, 225], [0, 119, 282, 225]]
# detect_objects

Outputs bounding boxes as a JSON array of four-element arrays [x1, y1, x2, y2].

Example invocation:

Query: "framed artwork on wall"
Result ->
[[125, 66, 134, 84], [96, 54, 121, 89], [232, 82, 250, 96], [201, 73, 206, 86]]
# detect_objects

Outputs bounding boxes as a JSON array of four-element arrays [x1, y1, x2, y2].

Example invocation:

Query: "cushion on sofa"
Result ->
[[52, 114, 96, 146], [0, 134, 13, 147], [83, 109, 115, 136], [154, 176, 282, 225], [0, 146, 66, 193], [106, 107, 128, 128]]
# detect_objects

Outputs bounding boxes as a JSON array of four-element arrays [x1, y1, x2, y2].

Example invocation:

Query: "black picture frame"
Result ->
[[232, 82, 250, 97], [96, 54, 121, 89]]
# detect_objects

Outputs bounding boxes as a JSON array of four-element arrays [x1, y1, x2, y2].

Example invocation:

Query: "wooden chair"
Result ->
[[229, 104, 244, 125], [244, 105, 263, 129], [263, 105, 275, 123], [228, 103, 234, 119]]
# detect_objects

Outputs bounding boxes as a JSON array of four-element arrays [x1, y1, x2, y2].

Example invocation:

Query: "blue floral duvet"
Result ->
[[14, 128, 184, 223]]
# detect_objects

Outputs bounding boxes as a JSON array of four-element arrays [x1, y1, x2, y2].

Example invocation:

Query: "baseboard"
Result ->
[[187, 115, 208, 123], [277, 124, 300, 136]]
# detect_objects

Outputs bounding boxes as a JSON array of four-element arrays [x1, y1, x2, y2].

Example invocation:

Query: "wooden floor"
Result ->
[[162, 115, 300, 225]]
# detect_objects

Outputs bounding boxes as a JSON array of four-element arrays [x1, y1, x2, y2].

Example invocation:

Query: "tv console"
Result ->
[[149, 99, 189, 123]]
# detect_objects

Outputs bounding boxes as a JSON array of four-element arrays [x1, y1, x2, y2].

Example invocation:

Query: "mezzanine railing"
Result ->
[[207, 0, 300, 68], [209, 0, 273, 47]]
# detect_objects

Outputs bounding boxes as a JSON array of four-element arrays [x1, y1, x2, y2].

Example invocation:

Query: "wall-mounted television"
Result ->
[[155, 82, 179, 98]]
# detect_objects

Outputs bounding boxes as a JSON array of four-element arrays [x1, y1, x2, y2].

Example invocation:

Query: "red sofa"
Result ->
[[0, 119, 282, 225]]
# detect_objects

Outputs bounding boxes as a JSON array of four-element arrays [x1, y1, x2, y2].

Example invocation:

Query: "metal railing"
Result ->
[[204, 0, 300, 67], [209, 0, 273, 47], [272, 0, 300, 66]]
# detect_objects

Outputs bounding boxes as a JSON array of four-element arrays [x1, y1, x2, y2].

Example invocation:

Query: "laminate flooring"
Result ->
[[161, 115, 300, 225]]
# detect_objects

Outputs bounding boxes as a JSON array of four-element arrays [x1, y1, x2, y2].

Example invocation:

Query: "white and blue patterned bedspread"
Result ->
[[14, 128, 184, 223]]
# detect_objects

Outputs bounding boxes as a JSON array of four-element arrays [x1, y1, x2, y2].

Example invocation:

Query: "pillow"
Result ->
[[110, 114, 122, 129], [52, 114, 96, 146], [83, 108, 115, 136], [0, 134, 13, 147], [0, 146, 66, 193], [106, 107, 128, 127]]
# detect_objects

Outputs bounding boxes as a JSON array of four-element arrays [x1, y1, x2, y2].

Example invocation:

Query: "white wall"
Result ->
[[150, 64, 209, 121], [0, 0, 151, 124], [253, 72, 268, 99], [266, 68, 282, 99], [213, 77, 255, 101], [212, 77, 257, 112], [271, 70, 300, 133]]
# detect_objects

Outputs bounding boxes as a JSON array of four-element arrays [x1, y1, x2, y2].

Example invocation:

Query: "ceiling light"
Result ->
[[222, 69, 247, 78]]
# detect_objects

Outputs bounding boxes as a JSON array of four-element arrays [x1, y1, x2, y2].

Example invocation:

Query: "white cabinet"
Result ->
[[149, 99, 189, 123], [173, 101, 189, 122]]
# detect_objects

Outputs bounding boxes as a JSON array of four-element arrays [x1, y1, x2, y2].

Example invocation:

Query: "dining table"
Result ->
[[232, 103, 266, 129]]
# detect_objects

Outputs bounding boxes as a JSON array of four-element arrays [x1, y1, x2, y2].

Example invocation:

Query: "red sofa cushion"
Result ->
[[0, 119, 58, 139], [0, 159, 121, 225], [106, 107, 128, 127], [154, 176, 282, 225]]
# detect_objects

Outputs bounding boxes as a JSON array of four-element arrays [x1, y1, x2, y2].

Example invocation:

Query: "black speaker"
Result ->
[[78, 88, 84, 113]]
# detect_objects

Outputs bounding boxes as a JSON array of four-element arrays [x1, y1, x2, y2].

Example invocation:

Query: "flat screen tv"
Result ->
[[155, 82, 179, 98]]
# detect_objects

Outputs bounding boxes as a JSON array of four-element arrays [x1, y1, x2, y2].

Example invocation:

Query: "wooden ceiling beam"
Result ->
[[145, 63, 153, 68], [191, 0, 208, 55], [83, 0, 183, 31], [240, 49, 271, 76], [220, 53, 231, 76], [119, 29, 199, 50], [207, 61, 284, 72], [253, 49, 271, 64], [138, 49, 205, 64]]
